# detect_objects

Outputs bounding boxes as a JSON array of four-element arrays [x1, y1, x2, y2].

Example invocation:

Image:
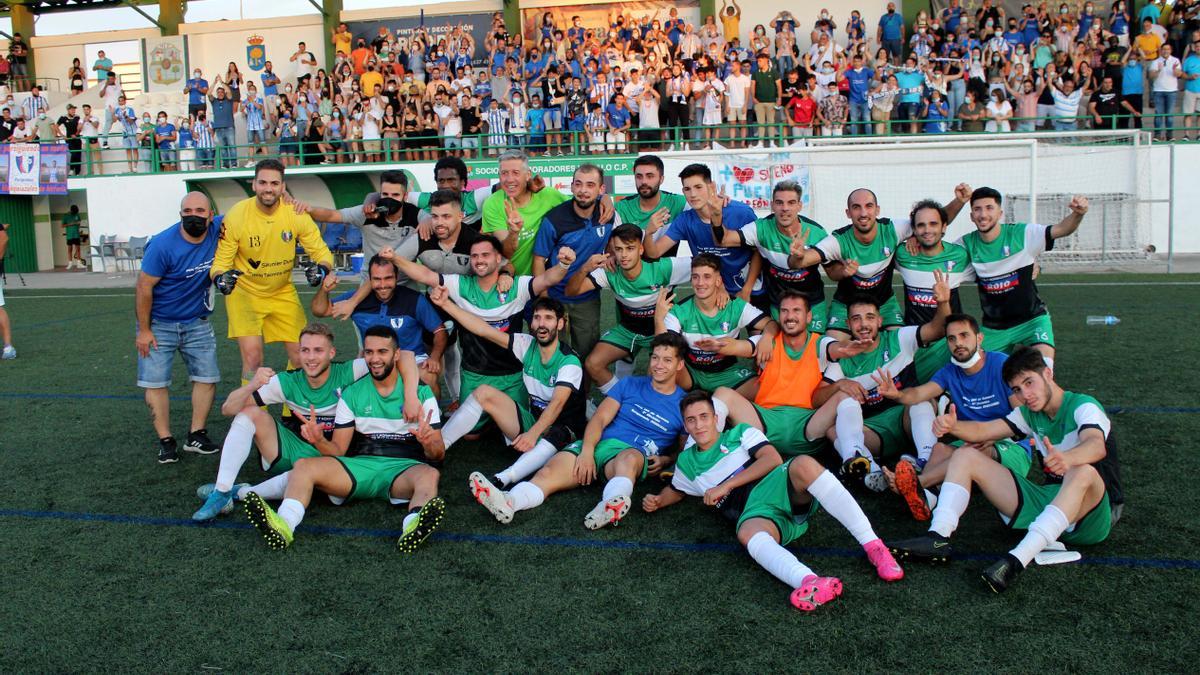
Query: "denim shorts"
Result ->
[[137, 317, 221, 388]]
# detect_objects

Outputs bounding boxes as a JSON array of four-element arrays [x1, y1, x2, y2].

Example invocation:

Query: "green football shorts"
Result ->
[[460, 369, 526, 432], [826, 295, 904, 334], [863, 405, 912, 459], [564, 438, 648, 480], [982, 313, 1055, 354], [334, 456, 425, 503], [1006, 470, 1111, 546], [737, 459, 822, 546], [753, 404, 825, 456], [598, 324, 654, 355], [687, 362, 756, 393], [264, 420, 321, 474]]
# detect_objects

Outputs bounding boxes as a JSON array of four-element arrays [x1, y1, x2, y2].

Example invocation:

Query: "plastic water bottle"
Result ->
[[1086, 315, 1120, 326]]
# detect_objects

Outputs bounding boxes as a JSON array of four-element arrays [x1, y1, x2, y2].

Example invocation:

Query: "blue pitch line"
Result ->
[[0, 508, 1197, 571], [7, 392, 1197, 414]]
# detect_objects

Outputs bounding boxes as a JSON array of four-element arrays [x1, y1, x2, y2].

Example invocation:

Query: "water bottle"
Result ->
[[1086, 315, 1120, 326]]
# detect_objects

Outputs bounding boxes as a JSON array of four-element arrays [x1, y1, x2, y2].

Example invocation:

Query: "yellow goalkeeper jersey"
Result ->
[[212, 197, 334, 297]]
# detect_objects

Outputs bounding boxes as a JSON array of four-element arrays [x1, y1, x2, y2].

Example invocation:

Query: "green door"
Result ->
[[0, 195, 36, 273]]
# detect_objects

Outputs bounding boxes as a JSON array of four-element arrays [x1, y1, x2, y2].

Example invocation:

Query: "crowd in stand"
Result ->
[[2, 1, 1200, 174]]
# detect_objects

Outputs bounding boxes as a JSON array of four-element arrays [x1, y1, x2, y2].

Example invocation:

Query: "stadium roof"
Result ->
[[0, 0, 162, 18]]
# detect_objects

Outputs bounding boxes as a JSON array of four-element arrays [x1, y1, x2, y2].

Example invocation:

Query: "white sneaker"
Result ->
[[468, 471, 514, 524], [583, 495, 630, 530], [245, 160, 257, 168], [864, 470, 888, 493], [1, 345, 16, 360]]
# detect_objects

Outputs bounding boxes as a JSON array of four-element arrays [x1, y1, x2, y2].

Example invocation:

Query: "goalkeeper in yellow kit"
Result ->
[[210, 159, 337, 380]]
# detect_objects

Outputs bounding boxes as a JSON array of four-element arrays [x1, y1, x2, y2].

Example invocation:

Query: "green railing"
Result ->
[[29, 111, 1200, 177]]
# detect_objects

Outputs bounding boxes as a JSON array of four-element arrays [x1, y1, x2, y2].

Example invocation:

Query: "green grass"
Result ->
[[1, 275, 1198, 672]]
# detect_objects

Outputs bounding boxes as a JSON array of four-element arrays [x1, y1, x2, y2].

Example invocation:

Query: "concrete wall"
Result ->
[[180, 15, 327, 89]]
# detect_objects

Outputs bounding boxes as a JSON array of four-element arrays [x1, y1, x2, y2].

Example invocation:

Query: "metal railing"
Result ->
[[10, 111, 1197, 177]]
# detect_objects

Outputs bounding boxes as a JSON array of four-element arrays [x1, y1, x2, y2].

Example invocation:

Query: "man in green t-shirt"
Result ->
[[750, 53, 781, 146], [890, 346, 1122, 593], [613, 154, 688, 234], [480, 150, 568, 275], [61, 205, 85, 270], [243, 326, 447, 553]]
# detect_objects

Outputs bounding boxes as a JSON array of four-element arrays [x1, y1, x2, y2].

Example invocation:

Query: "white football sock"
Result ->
[[598, 376, 620, 395], [908, 403, 938, 463], [746, 531, 814, 588], [712, 396, 730, 430], [924, 489, 939, 510], [929, 481, 970, 538], [496, 439, 557, 486], [440, 393, 483, 448], [507, 482, 545, 512], [277, 498, 305, 531], [214, 414, 255, 492], [834, 397, 867, 460], [602, 476, 634, 501], [443, 345, 462, 401], [243, 472, 289, 501], [1009, 504, 1070, 567], [1043, 355, 1054, 372], [805, 470, 877, 546]]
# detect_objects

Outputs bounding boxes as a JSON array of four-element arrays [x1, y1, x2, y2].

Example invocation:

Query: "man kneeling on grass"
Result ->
[[467, 332, 689, 530], [244, 326, 447, 553], [642, 391, 903, 612], [889, 346, 1123, 592]]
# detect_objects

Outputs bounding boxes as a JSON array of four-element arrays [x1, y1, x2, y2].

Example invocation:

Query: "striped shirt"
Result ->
[[590, 81, 614, 106], [1050, 88, 1083, 118], [586, 110, 606, 131], [244, 96, 265, 131], [193, 121, 214, 148], [21, 95, 48, 120], [485, 108, 509, 137]]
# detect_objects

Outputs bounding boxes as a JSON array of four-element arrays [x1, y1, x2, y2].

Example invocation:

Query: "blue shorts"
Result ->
[[158, 148, 176, 163], [136, 318, 221, 388], [247, 129, 266, 143], [122, 134, 138, 149], [568, 117, 585, 132], [897, 102, 921, 120]]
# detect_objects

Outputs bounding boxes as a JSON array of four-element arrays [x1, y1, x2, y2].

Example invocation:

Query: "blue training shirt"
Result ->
[[664, 200, 760, 296], [930, 350, 1014, 422], [141, 217, 221, 323], [335, 285, 444, 356], [601, 376, 686, 457], [532, 200, 615, 303]]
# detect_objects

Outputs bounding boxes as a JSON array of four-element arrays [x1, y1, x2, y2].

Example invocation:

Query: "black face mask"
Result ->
[[373, 197, 404, 219], [181, 215, 209, 238]]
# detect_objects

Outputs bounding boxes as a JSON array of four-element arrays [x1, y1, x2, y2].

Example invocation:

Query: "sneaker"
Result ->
[[980, 553, 1025, 593], [184, 429, 220, 455], [245, 160, 257, 168], [894, 460, 931, 521], [863, 538, 905, 581], [468, 471, 514, 524], [863, 470, 888, 493], [157, 437, 179, 464], [840, 453, 871, 482], [888, 533, 954, 563], [1, 345, 15, 360], [583, 495, 630, 530], [192, 488, 235, 521], [243, 492, 293, 550], [397, 496, 446, 553], [196, 482, 251, 502], [789, 574, 843, 612]]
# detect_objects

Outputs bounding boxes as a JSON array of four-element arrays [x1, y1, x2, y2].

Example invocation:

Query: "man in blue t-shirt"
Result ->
[[465, 332, 689, 530], [153, 112, 177, 171], [877, 2, 906, 63], [643, 163, 761, 301], [183, 69, 209, 119], [532, 163, 616, 359], [872, 314, 1030, 521], [894, 56, 927, 133], [311, 254, 447, 395], [844, 54, 873, 135], [136, 192, 223, 464]]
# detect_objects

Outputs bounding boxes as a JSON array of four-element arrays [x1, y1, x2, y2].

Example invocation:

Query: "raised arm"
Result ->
[[641, 207, 676, 258], [378, 246, 440, 287], [565, 253, 606, 297], [917, 269, 953, 344], [531, 246, 576, 295], [426, 285, 510, 348], [1050, 195, 1088, 239]]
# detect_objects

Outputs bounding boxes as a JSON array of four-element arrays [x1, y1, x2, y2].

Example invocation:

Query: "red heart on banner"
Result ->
[[732, 166, 754, 184]]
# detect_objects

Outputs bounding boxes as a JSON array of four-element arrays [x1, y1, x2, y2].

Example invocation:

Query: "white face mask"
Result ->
[[952, 348, 983, 369]]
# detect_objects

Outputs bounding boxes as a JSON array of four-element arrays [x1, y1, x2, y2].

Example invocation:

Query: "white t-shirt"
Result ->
[[360, 110, 381, 139], [80, 114, 100, 137], [101, 84, 121, 110], [986, 99, 1012, 132], [624, 81, 645, 113], [1152, 56, 1181, 92], [639, 94, 660, 128], [724, 73, 751, 109], [703, 78, 725, 114]]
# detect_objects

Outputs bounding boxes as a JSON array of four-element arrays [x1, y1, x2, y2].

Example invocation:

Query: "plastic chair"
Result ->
[[113, 235, 148, 272]]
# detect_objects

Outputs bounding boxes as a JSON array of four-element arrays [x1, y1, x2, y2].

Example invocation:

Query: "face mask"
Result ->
[[143, 117, 151, 123], [373, 197, 404, 218], [181, 215, 208, 238], [888, 8, 896, 13], [194, 71, 201, 78], [158, 117, 166, 123], [952, 348, 982, 369]]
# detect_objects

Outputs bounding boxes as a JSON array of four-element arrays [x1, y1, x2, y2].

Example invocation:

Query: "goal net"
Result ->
[[656, 130, 1153, 265]]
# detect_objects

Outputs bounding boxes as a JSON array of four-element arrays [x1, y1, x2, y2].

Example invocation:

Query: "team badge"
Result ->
[[883, 350, 891, 362], [281, 230, 293, 242], [946, 260, 956, 271], [721, 321, 730, 333], [883, 246, 892, 256], [1002, 245, 1011, 256]]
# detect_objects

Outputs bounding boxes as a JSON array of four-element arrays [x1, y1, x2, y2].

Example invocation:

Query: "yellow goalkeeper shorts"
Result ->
[[224, 286, 306, 344]]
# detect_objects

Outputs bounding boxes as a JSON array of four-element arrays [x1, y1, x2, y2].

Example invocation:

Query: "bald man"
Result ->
[[135, 192, 224, 464]]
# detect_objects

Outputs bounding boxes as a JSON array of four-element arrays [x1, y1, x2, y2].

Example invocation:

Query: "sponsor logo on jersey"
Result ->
[[980, 272, 1020, 294], [248, 258, 261, 269], [854, 269, 887, 289], [907, 288, 937, 306], [281, 230, 293, 242], [770, 266, 810, 281]]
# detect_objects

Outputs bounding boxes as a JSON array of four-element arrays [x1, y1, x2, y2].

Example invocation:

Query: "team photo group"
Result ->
[[139, 149, 1121, 612]]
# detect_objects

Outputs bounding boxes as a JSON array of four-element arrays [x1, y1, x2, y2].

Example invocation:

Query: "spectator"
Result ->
[[58, 104, 82, 175], [724, 59, 752, 147], [871, 75, 899, 133], [923, 89, 950, 133], [99, 72, 122, 147], [21, 84, 48, 121], [115, 95, 139, 172], [751, 53, 781, 146], [1150, 43, 1183, 139], [291, 41, 318, 84], [153, 110, 177, 171], [243, 82, 266, 164], [786, 85, 818, 138], [879, 2, 906, 64], [220, 62, 243, 113], [894, 57, 926, 133], [844, 53, 873, 135], [184, 68, 209, 119], [8, 32, 30, 91], [68, 58, 86, 95], [208, 86, 236, 169], [986, 86, 1014, 131], [816, 81, 847, 135], [1090, 75, 1123, 128], [93, 49, 114, 84], [957, 89, 987, 132], [1183, 38, 1200, 140]]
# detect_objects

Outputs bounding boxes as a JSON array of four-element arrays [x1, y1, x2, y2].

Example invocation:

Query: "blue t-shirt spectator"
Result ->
[[334, 286, 444, 356], [845, 67, 872, 104], [1122, 62, 1144, 95], [896, 70, 925, 103], [605, 103, 630, 129], [260, 71, 279, 97], [943, 6, 965, 33], [210, 97, 234, 129], [527, 107, 547, 135], [1138, 3, 1160, 24], [532, 200, 615, 303], [141, 216, 221, 323], [879, 12, 904, 41], [1184, 55, 1200, 94], [186, 77, 208, 106], [177, 126, 194, 148], [154, 122, 176, 150], [664, 201, 759, 296]]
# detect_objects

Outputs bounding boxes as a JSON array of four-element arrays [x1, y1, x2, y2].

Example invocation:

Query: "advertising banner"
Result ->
[[465, 155, 637, 197], [347, 13, 496, 68], [0, 143, 69, 195]]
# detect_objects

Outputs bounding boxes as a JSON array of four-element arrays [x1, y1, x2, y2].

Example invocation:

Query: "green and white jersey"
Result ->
[[614, 191, 688, 230], [589, 257, 691, 336], [673, 424, 771, 498], [254, 359, 369, 434], [958, 223, 1052, 330], [895, 241, 974, 325], [334, 377, 440, 459], [813, 217, 912, 307], [441, 273, 534, 376], [1003, 391, 1122, 498], [510, 333, 586, 427], [408, 186, 493, 225], [822, 325, 924, 417], [741, 215, 828, 308], [665, 296, 766, 373]]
